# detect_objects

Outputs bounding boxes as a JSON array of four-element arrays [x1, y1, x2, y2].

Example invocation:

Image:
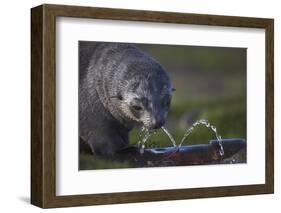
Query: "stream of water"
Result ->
[[161, 126, 177, 147], [179, 119, 224, 156], [137, 127, 154, 154], [138, 119, 225, 156]]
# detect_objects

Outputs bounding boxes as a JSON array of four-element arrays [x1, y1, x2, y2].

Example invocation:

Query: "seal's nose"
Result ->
[[152, 117, 165, 129]]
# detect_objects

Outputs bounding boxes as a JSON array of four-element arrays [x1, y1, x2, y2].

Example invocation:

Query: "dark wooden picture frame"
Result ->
[[31, 4, 274, 208]]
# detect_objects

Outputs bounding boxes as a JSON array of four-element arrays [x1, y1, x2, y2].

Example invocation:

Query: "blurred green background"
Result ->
[[79, 43, 247, 170]]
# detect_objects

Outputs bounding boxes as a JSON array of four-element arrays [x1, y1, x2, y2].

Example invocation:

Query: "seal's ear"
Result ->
[[172, 88, 176, 92]]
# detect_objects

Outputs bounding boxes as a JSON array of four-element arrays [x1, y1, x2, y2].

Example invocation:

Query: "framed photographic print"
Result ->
[[31, 4, 274, 208]]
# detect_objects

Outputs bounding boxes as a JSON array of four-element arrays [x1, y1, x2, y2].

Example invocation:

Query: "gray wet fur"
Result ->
[[79, 42, 173, 156]]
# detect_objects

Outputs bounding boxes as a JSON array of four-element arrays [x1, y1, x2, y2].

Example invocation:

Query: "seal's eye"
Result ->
[[117, 94, 123, 101], [132, 105, 143, 111]]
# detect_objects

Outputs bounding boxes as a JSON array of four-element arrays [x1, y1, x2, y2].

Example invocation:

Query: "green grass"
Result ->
[[79, 154, 132, 170]]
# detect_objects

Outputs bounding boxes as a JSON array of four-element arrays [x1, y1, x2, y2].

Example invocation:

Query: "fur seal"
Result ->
[[79, 42, 174, 156]]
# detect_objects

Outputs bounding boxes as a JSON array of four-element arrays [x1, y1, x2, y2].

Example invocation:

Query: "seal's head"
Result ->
[[115, 63, 174, 130]]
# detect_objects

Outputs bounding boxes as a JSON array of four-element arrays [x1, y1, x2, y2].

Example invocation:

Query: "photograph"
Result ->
[[30, 4, 274, 208], [79, 41, 247, 170]]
